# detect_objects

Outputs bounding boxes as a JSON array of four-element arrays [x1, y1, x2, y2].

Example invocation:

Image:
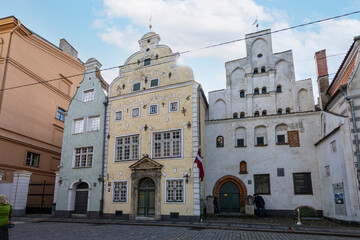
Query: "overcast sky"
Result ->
[[2, 0, 360, 102]]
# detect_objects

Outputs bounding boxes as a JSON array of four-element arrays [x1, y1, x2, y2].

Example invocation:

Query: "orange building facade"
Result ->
[[0, 16, 84, 214]]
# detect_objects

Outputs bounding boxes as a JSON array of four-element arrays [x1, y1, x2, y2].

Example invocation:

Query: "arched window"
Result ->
[[240, 161, 247, 174], [261, 67, 266, 73], [276, 85, 282, 93], [262, 87, 267, 94], [235, 127, 246, 147], [276, 124, 288, 144], [254, 111, 259, 117], [216, 136, 224, 147], [240, 112, 245, 118], [262, 110, 267, 116], [254, 125, 267, 146], [286, 108, 291, 114], [254, 88, 259, 95], [254, 68, 259, 74], [233, 112, 238, 119], [240, 90, 245, 98], [277, 108, 282, 115]]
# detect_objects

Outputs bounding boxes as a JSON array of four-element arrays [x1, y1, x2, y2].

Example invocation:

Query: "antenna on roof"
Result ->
[[253, 17, 259, 32]]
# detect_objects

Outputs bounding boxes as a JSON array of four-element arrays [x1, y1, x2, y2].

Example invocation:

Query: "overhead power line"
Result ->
[[1, 10, 360, 93]]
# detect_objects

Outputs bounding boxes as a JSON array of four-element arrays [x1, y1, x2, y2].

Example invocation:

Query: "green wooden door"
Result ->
[[220, 182, 240, 212], [137, 178, 155, 217]]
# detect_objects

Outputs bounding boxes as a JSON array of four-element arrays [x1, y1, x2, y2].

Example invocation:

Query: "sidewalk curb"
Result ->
[[34, 219, 360, 238]]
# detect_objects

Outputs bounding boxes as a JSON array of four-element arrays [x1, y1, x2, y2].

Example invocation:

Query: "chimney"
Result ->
[[315, 49, 330, 109], [59, 38, 78, 59]]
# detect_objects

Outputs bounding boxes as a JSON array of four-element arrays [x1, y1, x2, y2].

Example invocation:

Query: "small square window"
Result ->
[[277, 135, 286, 144], [256, 137, 264, 146], [276, 86, 282, 93], [26, 152, 40, 167], [237, 139, 244, 147], [132, 108, 140, 118], [133, 83, 141, 92], [150, 78, 159, 87], [240, 91, 245, 98], [169, 101, 179, 112], [115, 111, 123, 121], [149, 105, 158, 115], [83, 89, 94, 102], [56, 107, 65, 122], [73, 118, 84, 134], [293, 173, 313, 194], [277, 168, 285, 177], [144, 58, 151, 66], [88, 116, 100, 132]]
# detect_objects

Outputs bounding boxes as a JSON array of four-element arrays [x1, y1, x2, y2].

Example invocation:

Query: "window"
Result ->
[[256, 137, 264, 145], [113, 181, 127, 202], [293, 173, 313, 194], [132, 83, 141, 92], [277, 168, 285, 177], [115, 111, 123, 121], [150, 78, 159, 87], [149, 104, 158, 115], [83, 89, 94, 102], [216, 136, 224, 147], [153, 130, 182, 158], [169, 101, 179, 112], [254, 174, 270, 194], [262, 87, 267, 94], [87, 116, 100, 132], [255, 126, 267, 146], [240, 90, 245, 98], [132, 107, 140, 118], [166, 179, 184, 202], [115, 135, 139, 161], [233, 112, 238, 119], [254, 68, 258, 74], [261, 67, 266, 73], [56, 107, 65, 122], [277, 108, 282, 115], [254, 88, 259, 95], [240, 112, 245, 118], [254, 111, 259, 117], [235, 127, 246, 147], [237, 139, 244, 147], [74, 147, 93, 167], [240, 161, 247, 174], [26, 151, 39, 167], [276, 85, 282, 93], [262, 110, 267, 116], [144, 58, 151, 66], [286, 108, 291, 114], [277, 135, 285, 144], [73, 118, 84, 134]]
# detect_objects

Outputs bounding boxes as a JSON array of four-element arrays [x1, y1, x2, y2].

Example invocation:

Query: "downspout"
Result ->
[[339, 85, 360, 185], [0, 20, 22, 113], [100, 96, 108, 216]]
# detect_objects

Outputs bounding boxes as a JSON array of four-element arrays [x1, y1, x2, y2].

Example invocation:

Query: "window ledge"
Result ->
[[87, 130, 100, 133], [239, 171, 248, 174], [73, 166, 92, 169], [276, 142, 289, 145], [235, 146, 247, 148], [255, 144, 268, 147]]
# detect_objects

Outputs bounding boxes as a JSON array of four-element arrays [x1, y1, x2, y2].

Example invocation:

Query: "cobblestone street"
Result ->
[[9, 221, 355, 240]]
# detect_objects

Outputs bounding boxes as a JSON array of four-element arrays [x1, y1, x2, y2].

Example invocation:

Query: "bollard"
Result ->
[[296, 208, 302, 225]]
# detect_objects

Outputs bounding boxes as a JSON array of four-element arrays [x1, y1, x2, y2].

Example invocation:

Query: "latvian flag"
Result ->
[[194, 148, 204, 181]]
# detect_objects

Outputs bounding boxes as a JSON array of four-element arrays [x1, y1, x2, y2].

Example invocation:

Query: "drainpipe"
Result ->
[[100, 96, 108, 216], [0, 20, 22, 113], [339, 85, 360, 185]]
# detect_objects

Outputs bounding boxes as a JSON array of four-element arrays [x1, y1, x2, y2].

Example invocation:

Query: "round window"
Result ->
[[257, 53, 263, 58], [146, 48, 150, 52]]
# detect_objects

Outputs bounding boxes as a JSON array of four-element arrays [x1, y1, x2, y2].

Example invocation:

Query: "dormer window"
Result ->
[[261, 67, 266, 73], [254, 68, 259, 74], [144, 58, 151, 66], [254, 88, 259, 95]]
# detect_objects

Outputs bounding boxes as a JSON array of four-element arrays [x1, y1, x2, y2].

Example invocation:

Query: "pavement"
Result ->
[[11, 214, 360, 239]]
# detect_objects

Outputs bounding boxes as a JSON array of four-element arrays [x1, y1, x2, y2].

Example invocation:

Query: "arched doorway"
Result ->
[[220, 182, 240, 212], [137, 177, 155, 217], [74, 182, 89, 214], [213, 175, 247, 213]]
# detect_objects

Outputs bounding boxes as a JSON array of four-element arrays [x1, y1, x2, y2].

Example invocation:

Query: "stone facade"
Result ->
[[54, 58, 108, 218], [205, 29, 321, 217], [103, 32, 208, 220]]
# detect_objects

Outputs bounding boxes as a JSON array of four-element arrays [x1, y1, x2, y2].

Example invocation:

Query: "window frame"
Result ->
[[169, 101, 179, 113], [216, 136, 224, 148], [261, 87, 267, 94], [149, 104, 159, 115], [26, 151, 40, 167], [112, 180, 128, 203], [144, 58, 151, 66], [131, 107, 140, 118], [165, 178, 185, 203], [236, 138, 245, 147], [83, 89, 95, 103], [152, 129, 183, 159], [254, 88, 259, 95], [240, 90, 245, 98], [132, 82, 141, 92], [56, 107, 65, 122], [277, 134, 286, 144], [254, 174, 271, 195], [293, 172, 313, 195], [276, 85, 282, 93], [87, 115, 100, 132], [115, 110, 123, 121], [114, 134, 140, 162], [73, 118, 84, 134], [149, 78, 159, 88], [73, 146, 93, 168]]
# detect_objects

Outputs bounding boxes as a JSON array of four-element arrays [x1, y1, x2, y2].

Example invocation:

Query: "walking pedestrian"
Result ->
[[0, 194, 13, 240], [253, 193, 267, 218]]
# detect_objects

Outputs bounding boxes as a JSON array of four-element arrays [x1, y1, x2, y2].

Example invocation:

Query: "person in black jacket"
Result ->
[[253, 193, 267, 218]]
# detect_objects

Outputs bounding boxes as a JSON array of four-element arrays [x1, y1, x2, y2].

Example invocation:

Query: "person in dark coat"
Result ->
[[213, 197, 220, 213], [253, 193, 267, 218]]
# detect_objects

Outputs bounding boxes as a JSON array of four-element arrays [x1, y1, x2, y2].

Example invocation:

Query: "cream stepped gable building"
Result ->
[[103, 32, 208, 220], [205, 29, 322, 217]]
